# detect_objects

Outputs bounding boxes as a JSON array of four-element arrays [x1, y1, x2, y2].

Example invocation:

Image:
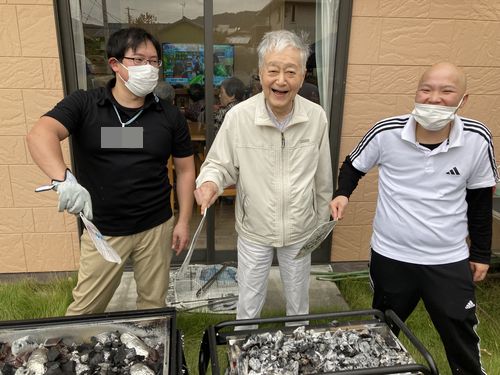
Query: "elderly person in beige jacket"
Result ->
[[195, 30, 333, 322]]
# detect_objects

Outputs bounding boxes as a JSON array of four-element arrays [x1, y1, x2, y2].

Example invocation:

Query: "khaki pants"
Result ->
[[66, 218, 175, 315]]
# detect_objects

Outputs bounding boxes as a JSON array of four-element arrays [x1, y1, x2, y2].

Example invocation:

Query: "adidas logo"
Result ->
[[446, 167, 460, 175], [465, 300, 476, 310]]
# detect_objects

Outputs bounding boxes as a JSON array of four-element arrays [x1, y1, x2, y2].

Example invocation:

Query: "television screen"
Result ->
[[162, 43, 234, 87]]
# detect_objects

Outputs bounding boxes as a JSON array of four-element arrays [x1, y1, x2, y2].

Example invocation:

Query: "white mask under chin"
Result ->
[[119, 63, 159, 97], [411, 96, 464, 132]]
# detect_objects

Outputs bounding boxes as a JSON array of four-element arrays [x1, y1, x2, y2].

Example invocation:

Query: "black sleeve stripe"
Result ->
[[350, 119, 407, 162], [461, 117, 493, 138], [462, 120, 499, 181]]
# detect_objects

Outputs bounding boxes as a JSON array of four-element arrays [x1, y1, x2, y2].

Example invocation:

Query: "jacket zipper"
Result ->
[[281, 132, 286, 246]]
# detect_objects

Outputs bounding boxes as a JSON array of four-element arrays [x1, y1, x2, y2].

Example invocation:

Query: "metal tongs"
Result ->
[[35, 182, 121, 264], [176, 209, 206, 277], [195, 262, 236, 298]]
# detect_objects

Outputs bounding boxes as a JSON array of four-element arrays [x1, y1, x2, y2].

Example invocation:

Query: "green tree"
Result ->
[[131, 12, 157, 24]]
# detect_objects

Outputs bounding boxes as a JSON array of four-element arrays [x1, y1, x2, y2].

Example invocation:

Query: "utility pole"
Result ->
[[126, 6, 132, 24], [179, 0, 186, 18], [102, 0, 109, 41]]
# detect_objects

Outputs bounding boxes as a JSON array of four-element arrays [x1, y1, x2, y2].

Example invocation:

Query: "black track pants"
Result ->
[[370, 250, 486, 375]]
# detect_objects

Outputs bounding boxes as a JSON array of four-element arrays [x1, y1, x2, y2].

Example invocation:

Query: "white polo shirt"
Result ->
[[350, 115, 498, 265]]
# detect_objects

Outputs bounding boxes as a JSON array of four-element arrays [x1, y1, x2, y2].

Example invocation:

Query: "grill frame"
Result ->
[[0, 307, 184, 375], [199, 309, 439, 375]]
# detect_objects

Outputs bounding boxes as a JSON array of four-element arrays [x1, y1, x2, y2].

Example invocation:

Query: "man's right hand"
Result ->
[[194, 181, 219, 214], [53, 169, 93, 220], [330, 195, 349, 220]]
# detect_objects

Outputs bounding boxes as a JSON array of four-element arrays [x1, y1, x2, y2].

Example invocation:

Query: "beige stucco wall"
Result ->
[[1, 0, 500, 272], [333, 0, 500, 261], [0, 1, 79, 273]]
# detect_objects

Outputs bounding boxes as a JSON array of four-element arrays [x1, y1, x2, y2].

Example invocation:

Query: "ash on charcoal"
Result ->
[[0, 330, 164, 375], [230, 325, 415, 374]]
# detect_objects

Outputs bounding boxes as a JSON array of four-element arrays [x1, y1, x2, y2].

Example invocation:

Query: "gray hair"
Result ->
[[257, 30, 310, 70], [154, 81, 176, 103]]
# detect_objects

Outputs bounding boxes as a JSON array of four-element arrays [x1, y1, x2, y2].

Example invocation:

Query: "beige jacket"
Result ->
[[196, 92, 333, 247]]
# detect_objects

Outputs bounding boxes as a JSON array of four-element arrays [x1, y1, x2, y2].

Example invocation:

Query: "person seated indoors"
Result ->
[[153, 80, 175, 104], [184, 83, 205, 122], [214, 77, 246, 135]]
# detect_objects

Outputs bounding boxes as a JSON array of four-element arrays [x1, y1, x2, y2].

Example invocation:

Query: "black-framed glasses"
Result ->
[[122, 56, 162, 68]]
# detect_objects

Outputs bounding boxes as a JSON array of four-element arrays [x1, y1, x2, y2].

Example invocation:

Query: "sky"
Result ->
[[80, 0, 271, 25]]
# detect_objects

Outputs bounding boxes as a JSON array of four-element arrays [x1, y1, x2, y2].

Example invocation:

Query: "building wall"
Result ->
[[0, 1, 80, 273], [333, 0, 500, 261]]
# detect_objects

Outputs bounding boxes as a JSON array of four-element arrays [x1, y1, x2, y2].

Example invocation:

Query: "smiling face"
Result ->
[[259, 46, 305, 118], [415, 62, 467, 107]]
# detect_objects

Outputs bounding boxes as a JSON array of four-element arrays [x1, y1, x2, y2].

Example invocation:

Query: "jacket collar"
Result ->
[[254, 92, 309, 128]]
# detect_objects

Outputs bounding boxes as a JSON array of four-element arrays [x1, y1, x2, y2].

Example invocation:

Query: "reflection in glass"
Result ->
[[67, 0, 339, 258]]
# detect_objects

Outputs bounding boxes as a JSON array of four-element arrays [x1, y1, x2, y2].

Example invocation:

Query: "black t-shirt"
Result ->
[[45, 79, 193, 236]]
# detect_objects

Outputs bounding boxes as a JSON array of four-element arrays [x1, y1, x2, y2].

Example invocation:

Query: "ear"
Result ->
[[108, 57, 120, 74], [299, 69, 306, 87], [459, 93, 469, 109]]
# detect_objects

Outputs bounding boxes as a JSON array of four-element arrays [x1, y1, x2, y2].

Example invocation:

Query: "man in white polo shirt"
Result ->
[[330, 62, 497, 375]]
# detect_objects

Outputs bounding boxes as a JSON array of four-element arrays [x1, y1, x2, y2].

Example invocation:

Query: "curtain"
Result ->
[[316, 0, 340, 122]]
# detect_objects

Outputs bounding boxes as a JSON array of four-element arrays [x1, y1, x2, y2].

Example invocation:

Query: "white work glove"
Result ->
[[52, 169, 93, 220]]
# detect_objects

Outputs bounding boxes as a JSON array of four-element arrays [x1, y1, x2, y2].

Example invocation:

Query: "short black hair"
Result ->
[[221, 77, 245, 101], [106, 27, 161, 61], [188, 83, 205, 101]]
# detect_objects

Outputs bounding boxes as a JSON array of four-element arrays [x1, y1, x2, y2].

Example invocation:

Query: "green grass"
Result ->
[[0, 275, 76, 320], [0, 274, 498, 375], [335, 277, 500, 375]]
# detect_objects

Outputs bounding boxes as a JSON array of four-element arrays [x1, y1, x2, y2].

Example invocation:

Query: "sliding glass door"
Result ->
[[56, 0, 349, 264]]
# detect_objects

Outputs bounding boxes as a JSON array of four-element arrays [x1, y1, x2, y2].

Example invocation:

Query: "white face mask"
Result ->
[[118, 63, 158, 97], [411, 96, 464, 132]]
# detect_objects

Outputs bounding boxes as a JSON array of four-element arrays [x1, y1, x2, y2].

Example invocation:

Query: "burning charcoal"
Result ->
[[44, 362, 63, 375], [93, 333, 112, 346], [113, 346, 128, 365], [88, 351, 104, 368], [13, 366, 29, 375], [1, 363, 15, 375], [125, 347, 138, 363], [46, 347, 61, 362], [76, 343, 93, 356], [248, 357, 261, 372], [234, 325, 416, 373], [144, 358, 162, 374], [130, 363, 154, 375], [60, 359, 75, 374], [11, 336, 38, 356], [120, 333, 150, 358], [43, 338, 62, 348], [26, 347, 48, 375]]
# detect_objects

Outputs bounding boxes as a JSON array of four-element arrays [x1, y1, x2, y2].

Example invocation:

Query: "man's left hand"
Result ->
[[172, 221, 190, 255], [469, 261, 489, 282]]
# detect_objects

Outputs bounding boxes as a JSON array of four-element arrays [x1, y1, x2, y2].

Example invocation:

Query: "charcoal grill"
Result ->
[[0, 307, 185, 374], [199, 309, 438, 375]]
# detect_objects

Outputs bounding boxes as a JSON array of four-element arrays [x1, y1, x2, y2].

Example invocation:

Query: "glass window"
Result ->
[[63, 0, 344, 263]]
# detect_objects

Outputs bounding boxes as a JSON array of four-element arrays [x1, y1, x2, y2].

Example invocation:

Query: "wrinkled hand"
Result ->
[[172, 221, 190, 255], [469, 261, 489, 282], [53, 169, 93, 220], [194, 181, 219, 214], [329, 195, 349, 220]]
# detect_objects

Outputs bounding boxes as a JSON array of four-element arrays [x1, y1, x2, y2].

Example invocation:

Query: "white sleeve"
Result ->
[[467, 138, 498, 189], [349, 125, 382, 173]]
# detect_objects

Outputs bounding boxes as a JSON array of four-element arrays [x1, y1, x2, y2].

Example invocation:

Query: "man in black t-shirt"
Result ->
[[27, 27, 195, 315]]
